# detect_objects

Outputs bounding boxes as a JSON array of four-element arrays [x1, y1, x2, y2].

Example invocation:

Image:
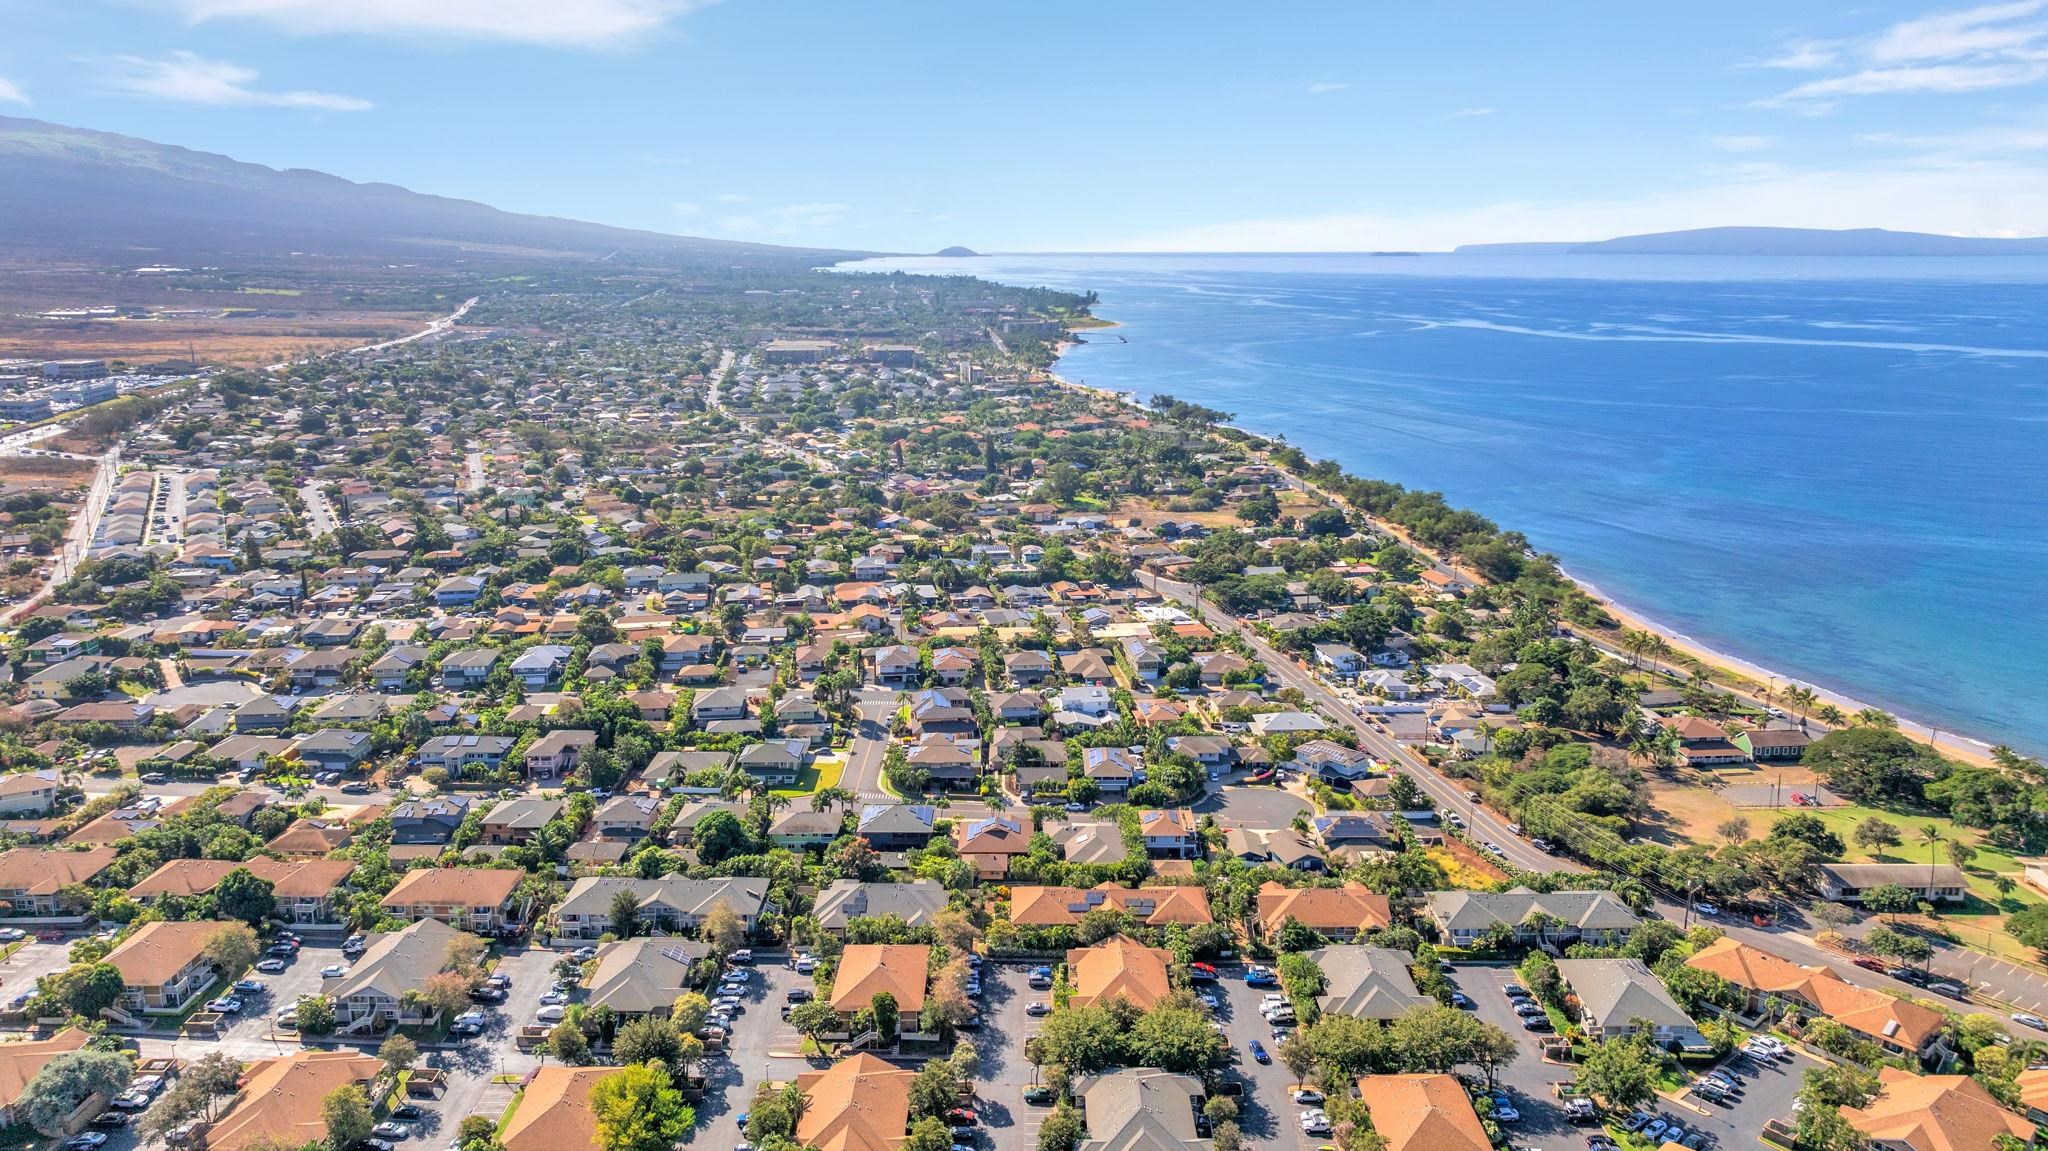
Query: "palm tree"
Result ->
[[1815, 703, 1847, 727], [1919, 825, 1946, 900], [811, 786, 856, 813], [1855, 707, 1899, 729], [1783, 687, 1819, 732]]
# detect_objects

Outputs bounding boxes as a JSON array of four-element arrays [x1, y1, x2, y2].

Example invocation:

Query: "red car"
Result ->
[[34, 931, 63, 943], [1852, 956, 1888, 974]]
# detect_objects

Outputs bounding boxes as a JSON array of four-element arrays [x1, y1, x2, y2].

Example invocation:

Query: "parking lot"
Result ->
[[0, 939, 76, 1009], [968, 962, 1053, 1151], [1639, 1044, 1814, 1151], [1451, 963, 1580, 1147], [1212, 964, 1315, 1151], [696, 953, 815, 1151]]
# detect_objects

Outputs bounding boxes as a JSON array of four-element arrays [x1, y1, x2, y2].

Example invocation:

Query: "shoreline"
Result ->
[[1041, 345, 2006, 770]]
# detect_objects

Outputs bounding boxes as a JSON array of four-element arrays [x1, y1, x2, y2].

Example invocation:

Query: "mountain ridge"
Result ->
[[1455, 225, 2048, 256], [0, 115, 872, 268]]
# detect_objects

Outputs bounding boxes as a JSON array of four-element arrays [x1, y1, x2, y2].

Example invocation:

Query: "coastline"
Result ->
[[1040, 343, 2004, 770]]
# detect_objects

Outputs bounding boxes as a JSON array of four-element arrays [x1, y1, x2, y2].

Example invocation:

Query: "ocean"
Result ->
[[845, 253, 2048, 757]]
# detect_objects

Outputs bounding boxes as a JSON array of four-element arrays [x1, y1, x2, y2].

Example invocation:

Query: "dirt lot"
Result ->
[[0, 455, 95, 491]]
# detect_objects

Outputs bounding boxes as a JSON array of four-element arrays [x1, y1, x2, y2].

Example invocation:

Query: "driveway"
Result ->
[[1645, 1046, 1814, 1151], [971, 963, 1048, 1151], [1194, 785, 1310, 832], [697, 954, 812, 1150]]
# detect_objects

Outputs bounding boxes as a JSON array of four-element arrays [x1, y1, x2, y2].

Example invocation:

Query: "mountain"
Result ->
[[935, 246, 981, 257], [1456, 226, 2048, 256], [0, 116, 870, 268]]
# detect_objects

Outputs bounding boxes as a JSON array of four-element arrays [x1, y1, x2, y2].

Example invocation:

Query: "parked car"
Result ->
[[1852, 956, 1889, 974], [729, 949, 754, 964], [320, 965, 346, 978], [2014, 1013, 2047, 1031], [1023, 1087, 1057, 1106], [1291, 1088, 1324, 1105], [233, 978, 266, 994], [65, 1135, 109, 1151], [204, 996, 244, 1014], [1026, 1002, 1051, 1017], [256, 958, 288, 973], [944, 1109, 976, 1128], [536, 1005, 566, 1023], [372, 1123, 412, 1140], [786, 988, 813, 1003], [1522, 1016, 1554, 1033]]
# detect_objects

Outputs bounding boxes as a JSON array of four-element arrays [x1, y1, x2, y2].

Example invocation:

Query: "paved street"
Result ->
[[843, 695, 901, 801]]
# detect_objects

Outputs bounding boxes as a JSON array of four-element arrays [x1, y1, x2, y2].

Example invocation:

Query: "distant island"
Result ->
[[935, 245, 981, 257], [1456, 225, 2048, 257]]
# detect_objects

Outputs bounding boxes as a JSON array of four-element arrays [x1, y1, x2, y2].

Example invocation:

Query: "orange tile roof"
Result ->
[[207, 1050, 385, 1151], [0, 847, 116, 896], [129, 858, 354, 900], [0, 1028, 89, 1111], [1256, 882, 1392, 935], [1354, 1074, 1490, 1151], [829, 944, 931, 1013], [1842, 1067, 2034, 1151], [382, 867, 524, 908], [104, 920, 235, 988], [501, 1066, 612, 1151], [1686, 937, 1945, 1051], [796, 1054, 914, 1151], [1066, 935, 1173, 1010], [1009, 884, 1212, 927]]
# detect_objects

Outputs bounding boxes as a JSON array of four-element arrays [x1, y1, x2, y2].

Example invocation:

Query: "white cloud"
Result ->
[[1752, 42, 1841, 69], [0, 76, 26, 105], [1709, 134, 1777, 151], [1760, 1, 2048, 107], [1446, 107, 1495, 119], [1306, 81, 1350, 94], [153, 0, 713, 49], [1093, 155, 2048, 251], [98, 51, 370, 110]]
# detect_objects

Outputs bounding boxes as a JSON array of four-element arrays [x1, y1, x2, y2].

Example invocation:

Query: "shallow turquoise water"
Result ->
[[851, 253, 2048, 755]]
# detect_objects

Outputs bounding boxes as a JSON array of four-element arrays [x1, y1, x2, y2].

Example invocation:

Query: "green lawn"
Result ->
[[772, 756, 844, 798]]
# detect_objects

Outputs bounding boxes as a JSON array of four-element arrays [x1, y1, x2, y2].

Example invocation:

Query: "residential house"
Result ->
[[553, 876, 769, 939], [418, 734, 518, 774], [329, 918, 468, 1033], [389, 797, 469, 845], [1555, 958, 1706, 1047], [856, 804, 936, 850], [1081, 747, 1140, 794], [380, 867, 525, 932], [481, 798, 565, 845], [1312, 812, 1399, 858], [0, 771, 60, 816], [1225, 828, 1326, 872], [1049, 819, 1130, 866], [127, 858, 355, 927], [737, 739, 806, 787], [1310, 946, 1435, 1021], [1313, 643, 1366, 676], [438, 648, 500, 690], [813, 879, 949, 936], [1138, 808, 1200, 859], [1256, 882, 1393, 940], [288, 729, 372, 773], [499, 1067, 608, 1151], [1425, 888, 1641, 948], [1842, 1068, 2033, 1151], [0, 847, 116, 918], [1293, 739, 1375, 781], [1072, 1070, 1207, 1151], [203, 1051, 388, 1151], [524, 729, 597, 780], [794, 1055, 915, 1151], [1009, 884, 1212, 928], [691, 687, 749, 724], [954, 816, 1031, 879], [1736, 727, 1812, 761], [1684, 937, 1948, 1059], [509, 645, 572, 688], [103, 919, 233, 1015], [1066, 935, 1173, 1010], [869, 645, 920, 688], [1817, 863, 1968, 905], [584, 937, 707, 1018], [770, 807, 844, 849], [828, 943, 930, 1016], [0, 1029, 92, 1127], [1353, 1075, 1490, 1151]]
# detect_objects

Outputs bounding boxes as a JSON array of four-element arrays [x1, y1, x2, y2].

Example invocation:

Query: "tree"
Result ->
[[1033, 1005, 1126, 1072], [1385, 1007, 1513, 1074], [905, 1116, 954, 1151], [671, 991, 712, 1032], [693, 811, 753, 864], [1715, 816, 1751, 844], [38, 961, 126, 1018], [214, 867, 278, 926], [1852, 818, 1903, 854], [19, 1050, 132, 1135], [378, 1035, 419, 1076], [322, 1084, 374, 1151], [1767, 814, 1845, 859], [410, 972, 473, 1020], [909, 1061, 960, 1119], [1237, 491, 1280, 527], [610, 889, 643, 939], [614, 1016, 683, 1065], [870, 991, 899, 1041], [203, 922, 261, 974], [2009, 905, 2048, 951], [1128, 1006, 1222, 1073], [549, 1021, 591, 1064], [1279, 1030, 1317, 1085], [590, 1062, 696, 1151], [702, 901, 747, 954], [296, 995, 336, 1035], [1862, 884, 1918, 921], [1037, 1104, 1084, 1151], [1576, 1033, 1659, 1112], [1805, 728, 1938, 802], [788, 1000, 839, 1041]]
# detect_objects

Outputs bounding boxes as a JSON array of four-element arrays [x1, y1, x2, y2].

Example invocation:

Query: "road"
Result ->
[[0, 443, 121, 624], [1147, 573, 1565, 874], [463, 447, 486, 493], [301, 481, 338, 537], [843, 696, 900, 801], [266, 296, 478, 371], [706, 348, 736, 411]]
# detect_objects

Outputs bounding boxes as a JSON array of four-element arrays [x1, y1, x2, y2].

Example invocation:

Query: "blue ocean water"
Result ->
[[850, 253, 2048, 756]]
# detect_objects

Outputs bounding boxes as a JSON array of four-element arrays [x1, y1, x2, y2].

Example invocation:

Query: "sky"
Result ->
[[7, 1, 2048, 251]]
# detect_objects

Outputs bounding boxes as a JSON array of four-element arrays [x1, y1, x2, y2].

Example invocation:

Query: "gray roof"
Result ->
[[813, 879, 948, 931], [1818, 862, 1969, 889], [331, 918, 464, 1004], [1555, 957, 1695, 1031], [1049, 819, 1129, 865], [585, 937, 706, 1016], [856, 804, 935, 836], [557, 876, 769, 921], [1310, 946, 1436, 1020], [1074, 1070, 1206, 1151], [1427, 887, 1641, 934], [484, 797, 564, 830]]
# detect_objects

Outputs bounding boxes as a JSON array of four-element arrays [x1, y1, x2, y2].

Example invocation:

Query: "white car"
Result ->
[[1291, 1088, 1324, 1105], [320, 964, 346, 978], [2014, 1013, 2047, 1031], [536, 1005, 566, 1023]]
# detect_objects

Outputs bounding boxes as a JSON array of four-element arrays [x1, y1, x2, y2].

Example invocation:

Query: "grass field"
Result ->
[[773, 755, 845, 798]]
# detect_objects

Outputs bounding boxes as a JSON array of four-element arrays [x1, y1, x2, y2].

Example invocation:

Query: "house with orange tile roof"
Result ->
[[1008, 884, 1211, 928], [380, 867, 526, 932], [1256, 881, 1392, 940], [1841, 1067, 2033, 1151], [1138, 808, 1200, 859], [205, 1050, 386, 1151], [1684, 937, 1947, 1058], [0, 1028, 90, 1126], [795, 1054, 915, 1151], [1066, 935, 1173, 1010], [0, 847, 117, 919], [500, 1066, 613, 1151], [103, 919, 236, 1015], [1353, 1074, 1491, 1151], [128, 858, 356, 926], [953, 815, 1031, 879], [828, 944, 931, 1016], [265, 818, 354, 857]]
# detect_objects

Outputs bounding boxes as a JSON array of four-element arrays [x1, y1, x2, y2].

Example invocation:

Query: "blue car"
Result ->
[[1245, 972, 1277, 988], [1248, 1040, 1270, 1064]]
